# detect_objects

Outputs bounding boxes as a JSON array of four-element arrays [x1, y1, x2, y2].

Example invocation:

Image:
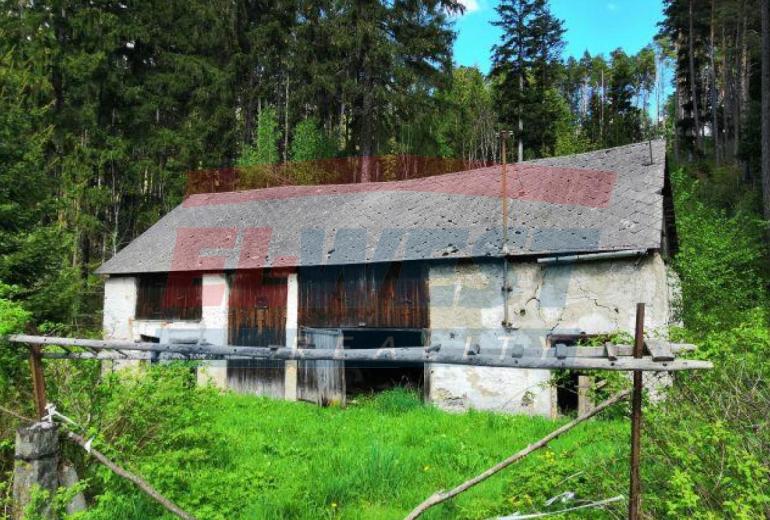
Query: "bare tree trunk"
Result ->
[[761, 0, 770, 220], [600, 68, 605, 145], [689, 0, 702, 155], [674, 37, 684, 162], [655, 52, 661, 128], [710, 0, 720, 164], [674, 82, 681, 162], [284, 75, 289, 163], [740, 12, 750, 155], [733, 20, 742, 158], [359, 82, 373, 183], [243, 68, 257, 145], [517, 67, 523, 162], [721, 26, 734, 160]]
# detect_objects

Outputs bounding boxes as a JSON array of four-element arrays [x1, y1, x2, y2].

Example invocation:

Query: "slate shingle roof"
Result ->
[[97, 140, 665, 274]]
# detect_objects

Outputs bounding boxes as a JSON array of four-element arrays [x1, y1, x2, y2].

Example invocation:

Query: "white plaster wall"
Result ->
[[102, 276, 139, 370], [284, 273, 299, 400], [428, 253, 672, 416], [195, 273, 229, 389], [103, 276, 137, 340]]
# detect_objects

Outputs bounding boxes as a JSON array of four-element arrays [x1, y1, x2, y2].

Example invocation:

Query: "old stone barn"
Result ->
[[98, 141, 676, 417]]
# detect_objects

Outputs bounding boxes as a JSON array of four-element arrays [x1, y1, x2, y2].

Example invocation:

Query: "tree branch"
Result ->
[[65, 431, 197, 520]]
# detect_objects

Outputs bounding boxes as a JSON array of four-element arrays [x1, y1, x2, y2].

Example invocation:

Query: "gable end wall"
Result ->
[[427, 253, 671, 416]]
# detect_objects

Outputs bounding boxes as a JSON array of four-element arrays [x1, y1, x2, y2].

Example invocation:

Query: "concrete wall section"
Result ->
[[427, 253, 671, 416]]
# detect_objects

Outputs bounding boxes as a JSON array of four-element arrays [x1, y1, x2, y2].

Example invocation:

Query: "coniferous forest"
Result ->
[[1, 0, 770, 518]]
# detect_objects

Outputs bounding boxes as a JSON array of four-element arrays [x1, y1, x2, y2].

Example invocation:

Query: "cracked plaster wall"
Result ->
[[427, 253, 671, 416]]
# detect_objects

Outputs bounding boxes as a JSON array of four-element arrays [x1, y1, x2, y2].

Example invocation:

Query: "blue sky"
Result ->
[[452, 0, 665, 73]]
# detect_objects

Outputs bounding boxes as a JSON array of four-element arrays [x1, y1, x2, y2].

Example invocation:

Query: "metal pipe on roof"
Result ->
[[536, 249, 648, 265], [499, 130, 514, 329]]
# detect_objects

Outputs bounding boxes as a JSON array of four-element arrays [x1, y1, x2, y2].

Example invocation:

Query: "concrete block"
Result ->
[[13, 423, 59, 520]]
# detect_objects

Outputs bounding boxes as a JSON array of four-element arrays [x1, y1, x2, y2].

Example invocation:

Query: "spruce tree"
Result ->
[[492, 0, 565, 159], [334, 0, 462, 180]]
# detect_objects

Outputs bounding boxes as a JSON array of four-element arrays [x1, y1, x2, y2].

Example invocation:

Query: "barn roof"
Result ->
[[97, 140, 666, 274]]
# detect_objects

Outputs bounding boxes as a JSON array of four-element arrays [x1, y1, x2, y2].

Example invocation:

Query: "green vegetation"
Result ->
[[491, 0, 663, 160], [239, 108, 281, 168], [59, 370, 627, 520], [670, 166, 768, 331], [290, 118, 336, 164], [641, 161, 770, 518]]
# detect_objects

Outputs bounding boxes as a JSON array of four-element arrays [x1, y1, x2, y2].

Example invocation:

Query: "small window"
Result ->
[[136, 273, 202, 321]]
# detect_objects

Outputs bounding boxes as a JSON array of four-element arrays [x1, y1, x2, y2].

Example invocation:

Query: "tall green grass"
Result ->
[[76, 381, 629, 520]]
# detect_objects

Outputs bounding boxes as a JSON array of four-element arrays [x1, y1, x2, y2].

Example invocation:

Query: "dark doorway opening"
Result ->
[[556, 370, 580, 415], [548, 334, 596, 416], [341, 329, 425, 396]]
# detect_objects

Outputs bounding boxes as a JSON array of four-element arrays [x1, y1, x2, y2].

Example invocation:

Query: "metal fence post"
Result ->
[[28, 344, 47, 419], [628, 302, 645, 519]]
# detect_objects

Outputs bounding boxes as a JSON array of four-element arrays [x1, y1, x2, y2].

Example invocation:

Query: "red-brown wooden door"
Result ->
[[227, 270, 288, 397]]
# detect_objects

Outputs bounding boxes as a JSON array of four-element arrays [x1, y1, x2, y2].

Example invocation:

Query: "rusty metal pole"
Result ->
[[28, 344, 47, 419], [628, 302, 645, 519]]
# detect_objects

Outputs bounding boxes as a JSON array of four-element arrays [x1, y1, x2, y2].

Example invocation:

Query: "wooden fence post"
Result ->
[[628, 302, 645, 519], [28, 345, 47, 419]]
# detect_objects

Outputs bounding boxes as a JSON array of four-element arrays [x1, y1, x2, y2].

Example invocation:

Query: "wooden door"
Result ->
[[297, 327, 346, 406], [227, 271, 288, 397]]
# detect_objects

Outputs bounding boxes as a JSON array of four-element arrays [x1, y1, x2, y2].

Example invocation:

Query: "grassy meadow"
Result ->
[[73, 376, 630, 520]]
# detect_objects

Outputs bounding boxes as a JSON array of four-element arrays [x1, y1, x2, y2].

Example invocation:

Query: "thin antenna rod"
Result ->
[[501, 131, 509, 251], [500, 130, 512, 329]]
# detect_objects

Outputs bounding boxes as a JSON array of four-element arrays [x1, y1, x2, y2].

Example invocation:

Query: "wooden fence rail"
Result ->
[[8, 334, 711, 372]]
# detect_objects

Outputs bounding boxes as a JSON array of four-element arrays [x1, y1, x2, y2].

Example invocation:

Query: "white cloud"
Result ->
[[458, 0, 480, 14]]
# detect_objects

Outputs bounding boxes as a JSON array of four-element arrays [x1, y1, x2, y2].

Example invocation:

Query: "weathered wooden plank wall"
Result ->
[[298, 262, 429, 329], [297, 262, 430, 402], [227, 270, 289, 397], [297, 328, 346, 406]]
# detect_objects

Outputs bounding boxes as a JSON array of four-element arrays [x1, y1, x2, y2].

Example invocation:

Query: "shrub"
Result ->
[[0, 282, 32, 474], [646, 316, 770, 518]]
